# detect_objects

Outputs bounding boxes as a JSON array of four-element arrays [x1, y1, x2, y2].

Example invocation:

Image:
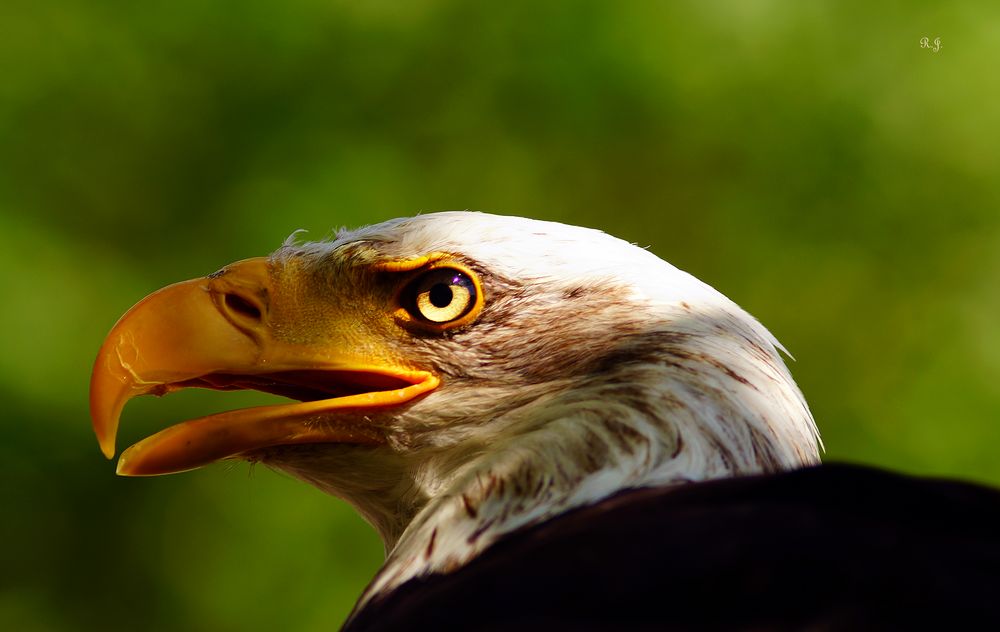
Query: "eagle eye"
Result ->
[[398, 265, 483, 330]]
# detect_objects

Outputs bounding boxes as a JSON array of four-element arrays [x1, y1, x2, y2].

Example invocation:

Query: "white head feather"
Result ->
[[265, 211, 820, 608]]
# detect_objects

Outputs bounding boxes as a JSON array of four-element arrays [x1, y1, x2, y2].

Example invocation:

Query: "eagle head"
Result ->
[[90, 212, 819, 604]]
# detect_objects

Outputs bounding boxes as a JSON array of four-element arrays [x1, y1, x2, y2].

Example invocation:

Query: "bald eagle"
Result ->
[[91, 212, 1000, 630]]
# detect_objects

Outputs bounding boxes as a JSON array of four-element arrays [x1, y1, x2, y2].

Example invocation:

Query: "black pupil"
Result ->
[[429, 283, 453, 308]]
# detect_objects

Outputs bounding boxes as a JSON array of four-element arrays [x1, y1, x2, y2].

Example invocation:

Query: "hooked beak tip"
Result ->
[[99, 438, 116, 460], [89, 354, 130, 461]]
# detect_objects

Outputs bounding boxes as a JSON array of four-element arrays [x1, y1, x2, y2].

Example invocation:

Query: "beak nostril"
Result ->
[[224, 292, 263, 322]]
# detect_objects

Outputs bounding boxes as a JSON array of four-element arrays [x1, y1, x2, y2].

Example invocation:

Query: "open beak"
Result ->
[[90, 258, 438, 477]]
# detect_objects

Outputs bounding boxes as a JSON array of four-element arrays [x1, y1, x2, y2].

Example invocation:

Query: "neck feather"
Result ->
[[354, 319, 818, 607]]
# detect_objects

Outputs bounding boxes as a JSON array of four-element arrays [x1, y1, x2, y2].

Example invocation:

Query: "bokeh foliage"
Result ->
[[2, 1, 998, 629]]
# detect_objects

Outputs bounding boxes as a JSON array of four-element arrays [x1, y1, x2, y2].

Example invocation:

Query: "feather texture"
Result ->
[[263, 212, 820, 609]]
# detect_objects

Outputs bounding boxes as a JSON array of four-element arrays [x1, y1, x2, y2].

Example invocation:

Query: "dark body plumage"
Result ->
[[346, 464, 1000, 631]]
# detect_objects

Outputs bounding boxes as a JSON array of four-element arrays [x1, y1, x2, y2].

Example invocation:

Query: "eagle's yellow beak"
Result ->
[[90, 257, 438, 477]]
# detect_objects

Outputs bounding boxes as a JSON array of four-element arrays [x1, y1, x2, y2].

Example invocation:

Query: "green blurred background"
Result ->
[[2, 1, 998, 629]]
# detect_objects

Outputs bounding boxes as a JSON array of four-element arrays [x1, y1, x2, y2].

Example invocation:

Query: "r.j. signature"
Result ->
[[920, 37, 942, 52]]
